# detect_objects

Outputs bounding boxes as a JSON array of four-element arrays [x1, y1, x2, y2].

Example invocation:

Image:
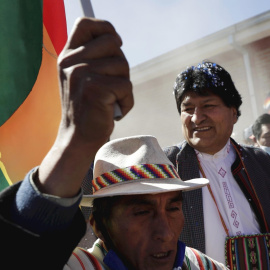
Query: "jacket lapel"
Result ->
[[177, 142, 206, 253]]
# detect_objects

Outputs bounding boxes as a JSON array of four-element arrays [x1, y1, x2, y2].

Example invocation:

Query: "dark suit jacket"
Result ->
[[164, 139, 270, 253]]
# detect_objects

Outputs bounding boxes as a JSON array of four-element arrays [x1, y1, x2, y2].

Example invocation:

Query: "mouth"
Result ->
[[151, 251, 171, 259], [193, 126, 211, 132]]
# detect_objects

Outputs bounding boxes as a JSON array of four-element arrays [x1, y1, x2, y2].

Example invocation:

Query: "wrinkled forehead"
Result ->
[[110, 190, 183, 209]]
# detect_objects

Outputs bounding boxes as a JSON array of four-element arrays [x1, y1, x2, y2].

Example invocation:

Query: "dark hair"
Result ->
[[252, 113, 270, 140], [92, 196, 122, 250], [173, 61, 242, 117]]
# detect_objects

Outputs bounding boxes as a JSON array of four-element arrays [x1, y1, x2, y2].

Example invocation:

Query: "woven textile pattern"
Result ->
[[92, 164, 179, 192]]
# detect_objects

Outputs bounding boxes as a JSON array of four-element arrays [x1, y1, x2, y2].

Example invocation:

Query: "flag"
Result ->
[[0, 2, 43, 127], [263, 93, 270, 114], [0, 0, 88, 190]]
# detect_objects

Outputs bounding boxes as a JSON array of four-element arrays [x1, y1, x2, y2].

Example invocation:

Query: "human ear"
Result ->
[[232, 107, 238, 123], [89, 214, 105, 242]]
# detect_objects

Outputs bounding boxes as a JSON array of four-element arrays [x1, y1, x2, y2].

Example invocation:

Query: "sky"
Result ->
[[65, 0, 270, 67]]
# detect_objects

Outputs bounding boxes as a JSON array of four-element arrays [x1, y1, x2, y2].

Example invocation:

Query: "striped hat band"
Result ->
[[92, 164, 180, 193]]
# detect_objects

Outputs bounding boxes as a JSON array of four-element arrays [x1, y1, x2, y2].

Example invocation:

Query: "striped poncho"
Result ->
[[64, 239, 228, 270]]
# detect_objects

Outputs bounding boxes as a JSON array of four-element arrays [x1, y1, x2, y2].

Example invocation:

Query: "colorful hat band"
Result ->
[[92, 164, 179, 193]]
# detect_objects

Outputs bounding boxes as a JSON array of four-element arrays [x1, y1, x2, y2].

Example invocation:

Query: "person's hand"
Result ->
[[37, 18, 133, 197], [58, 17, 133, 151]]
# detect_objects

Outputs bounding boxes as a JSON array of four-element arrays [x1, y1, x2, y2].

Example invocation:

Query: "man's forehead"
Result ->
[[181, 92, 219, 104], [117, 191, 183, 206], [261, 124, 270, 133]]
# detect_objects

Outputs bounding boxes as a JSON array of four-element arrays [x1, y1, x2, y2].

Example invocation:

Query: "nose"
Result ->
[[190, 107, 206, 125], [153, 213, 174, 242]]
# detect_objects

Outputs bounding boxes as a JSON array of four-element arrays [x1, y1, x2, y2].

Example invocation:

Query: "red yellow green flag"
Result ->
[[0, 0, 68, 190]]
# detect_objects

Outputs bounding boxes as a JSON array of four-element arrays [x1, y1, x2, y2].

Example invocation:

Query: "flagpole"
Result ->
[[79, 0, 122, 120], [80, 0, 95, 17]]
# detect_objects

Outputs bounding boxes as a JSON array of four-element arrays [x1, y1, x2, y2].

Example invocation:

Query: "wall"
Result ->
[[111, 11, 270, 148]]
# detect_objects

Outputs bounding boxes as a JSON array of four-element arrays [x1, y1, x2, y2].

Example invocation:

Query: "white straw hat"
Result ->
[[81, 135, 209, 206]]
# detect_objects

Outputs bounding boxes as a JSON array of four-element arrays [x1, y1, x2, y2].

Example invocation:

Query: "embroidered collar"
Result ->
[[195, 139, 231, 162]]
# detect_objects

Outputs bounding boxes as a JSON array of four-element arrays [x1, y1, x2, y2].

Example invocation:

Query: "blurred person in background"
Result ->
[[252, 113, 270, 154], [243, 125, 257, 146]]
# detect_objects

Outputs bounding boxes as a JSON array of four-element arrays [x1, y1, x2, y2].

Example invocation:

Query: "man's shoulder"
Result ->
[[163, 141, 196, 162], [163, 141, 189, 155], [184, 246, 228, 269], [65, 240, 107, 270], [234, 140, 270, 160], [163, 142, 184, 166], [242, 144, 267, 154], [163, 144, 180, 157]]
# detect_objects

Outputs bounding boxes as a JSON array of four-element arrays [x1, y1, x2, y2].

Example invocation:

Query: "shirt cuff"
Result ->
[[30, 167, 82, 207], [11, 167, 83, 234]]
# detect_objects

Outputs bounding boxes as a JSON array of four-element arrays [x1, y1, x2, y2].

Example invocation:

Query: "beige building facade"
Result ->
[[112, 11, 270, 148]]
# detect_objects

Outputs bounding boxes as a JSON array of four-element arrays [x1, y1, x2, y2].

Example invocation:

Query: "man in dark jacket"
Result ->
[[0, 17, 133, 269], [0, 19, 228, 269], [164, 62, 270, 268]]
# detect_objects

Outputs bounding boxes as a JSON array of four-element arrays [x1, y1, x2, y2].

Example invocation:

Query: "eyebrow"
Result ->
[[170, 193, 183, 203], [181, 101, 192, 107], [181, 97, 217, 107]]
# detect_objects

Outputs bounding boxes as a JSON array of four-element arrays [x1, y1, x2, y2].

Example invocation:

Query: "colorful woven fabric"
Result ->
[[232, 143, 269, 233], [92, 164, 179, 192], [65, 247, 105, 270], [184, 247, 227, 269], [225, 233, 270, 269], [66, 239, 228, 270]]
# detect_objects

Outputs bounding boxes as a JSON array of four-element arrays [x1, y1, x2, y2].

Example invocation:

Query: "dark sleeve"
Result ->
[[0, 182, 87, 270], [11, 168, 83, 234]]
